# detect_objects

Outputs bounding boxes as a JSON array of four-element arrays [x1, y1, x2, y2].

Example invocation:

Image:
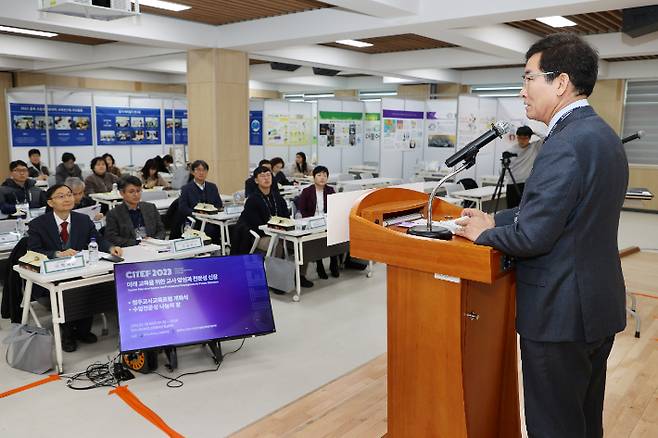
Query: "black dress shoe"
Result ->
[[300, 276, 314, 288], [62, 337, 77, 353], [316, 260, 328, 279], [269, 287, 287, 295], [76, 332, 98, 344]]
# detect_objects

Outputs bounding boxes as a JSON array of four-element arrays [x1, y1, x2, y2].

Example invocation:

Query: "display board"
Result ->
[[318, 111, 362, 148], [10, 103, 92, 147], [96, 106, 161, 146], [249, 110, 263, 146], [423, 99, 458, 167], [380, 98, 425, 179], [262, 100, 314, 170], [363, 100, 381, 164], [381, 109, 424, 152], [164, 109, 188, 145]]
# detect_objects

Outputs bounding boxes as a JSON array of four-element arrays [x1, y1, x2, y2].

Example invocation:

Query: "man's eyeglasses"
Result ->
[[12, 168, 28, 174], [521, 71, 557, 84], [50, 193, 74, 201]]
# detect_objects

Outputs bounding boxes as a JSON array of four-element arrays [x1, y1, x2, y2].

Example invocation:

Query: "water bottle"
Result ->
[[15, 217, 25, 236], [88, 237, 99, 264], [111, 183, 118, 194]]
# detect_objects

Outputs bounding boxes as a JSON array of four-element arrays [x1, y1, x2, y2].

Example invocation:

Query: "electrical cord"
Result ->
[[65, 352, 122, 391], [153, 339, 246, 388]]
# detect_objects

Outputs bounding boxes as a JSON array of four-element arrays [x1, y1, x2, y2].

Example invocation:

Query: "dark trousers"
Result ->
[[520, 336, 615, 438], [506, 182, 525, 208]]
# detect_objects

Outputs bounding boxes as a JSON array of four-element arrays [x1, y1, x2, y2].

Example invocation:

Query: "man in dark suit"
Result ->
[[0, 160, 47, 215], [28, 184, 123, 352], [105, 176, 166, 247], [456, 33, 628, 438], [178, 160, 223, 242]]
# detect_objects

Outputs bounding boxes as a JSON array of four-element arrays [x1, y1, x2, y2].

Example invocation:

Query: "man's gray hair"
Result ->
[[64, 177, 85, 190]]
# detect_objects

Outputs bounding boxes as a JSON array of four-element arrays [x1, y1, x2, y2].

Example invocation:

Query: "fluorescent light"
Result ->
[[132, 0, 191, 12], [335, 39, 373, 48], [359, 91, 397, 97], [0, 25, 57, 38], [471, 86, 522, 91], [536, 16, 577, 28]]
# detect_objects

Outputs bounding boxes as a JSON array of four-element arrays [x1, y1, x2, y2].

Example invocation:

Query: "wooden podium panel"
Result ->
[[350, 188, 520, 438]]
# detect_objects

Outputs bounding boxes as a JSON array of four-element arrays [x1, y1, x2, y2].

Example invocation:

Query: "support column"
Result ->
[[0, 73, 13, 182], [187, 49, 249, 194]]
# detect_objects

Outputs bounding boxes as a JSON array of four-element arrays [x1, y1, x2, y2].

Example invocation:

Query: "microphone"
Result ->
[[621, 130, 644, 144], [445, 121, 511, 168]]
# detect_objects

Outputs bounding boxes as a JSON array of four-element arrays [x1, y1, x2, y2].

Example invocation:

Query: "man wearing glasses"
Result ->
[[28, 184, 122, 352], [0, 160, 47, 215], [104, 176, 165, 247], [456, 33, 628, 438]]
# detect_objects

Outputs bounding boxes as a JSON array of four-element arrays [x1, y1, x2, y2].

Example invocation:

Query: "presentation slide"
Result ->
[[114, 255, 275, 352], [164, 109, 188, 145], [10, 103, 92, 147], [96, 106, 162, 146], [249, 110, 263, 145]]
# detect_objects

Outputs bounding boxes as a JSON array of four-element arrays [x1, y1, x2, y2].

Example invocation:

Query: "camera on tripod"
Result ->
[[502, 151, 518, 159]]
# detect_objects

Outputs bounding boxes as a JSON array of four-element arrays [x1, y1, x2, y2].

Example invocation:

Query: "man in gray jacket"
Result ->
[[456, 33, 628, 438], [105, 176, 165, 247]]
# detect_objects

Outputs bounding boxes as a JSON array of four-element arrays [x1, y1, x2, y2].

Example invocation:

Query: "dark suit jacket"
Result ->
[[178, 181, 223, 218], [28, 211, 112, 259], [55, 163, 82, 184], [476, 106, 628, 343], [298, 184, 335, 218], [0, 178, 47, 214], [104, 201, 166, 247], [238, 189, 290, 236]]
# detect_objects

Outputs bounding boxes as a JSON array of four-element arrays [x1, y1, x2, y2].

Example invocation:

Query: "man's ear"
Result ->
[[555, 72, 572, 97]]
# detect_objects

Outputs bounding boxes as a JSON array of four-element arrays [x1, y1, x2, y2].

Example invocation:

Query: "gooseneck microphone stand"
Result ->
[[407, 158, 475, 239]]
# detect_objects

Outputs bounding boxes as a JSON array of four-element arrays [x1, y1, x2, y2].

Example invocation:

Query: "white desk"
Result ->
[[260, 225, 336, 302], [336, 177, 401, 192], [90, 190, 179, 210], [451, 186, 506, 210], [194, 211, 243, 255], [415, 169, 455, 182], [348, 165, 379, 178], [151, 196, 178, 214], [17, 243, 221, 373]]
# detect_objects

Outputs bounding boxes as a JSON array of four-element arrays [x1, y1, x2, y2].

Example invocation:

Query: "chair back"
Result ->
[[141, 191, 169, 202]]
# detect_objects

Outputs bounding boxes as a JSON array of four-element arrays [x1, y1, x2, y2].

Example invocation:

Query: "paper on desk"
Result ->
[[76, 204, 101, 220], [140, 238, 170, 247]]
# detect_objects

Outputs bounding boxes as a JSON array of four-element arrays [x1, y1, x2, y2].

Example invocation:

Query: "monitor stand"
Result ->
[[164, 347, 178, 371], [207, 341, 223, 364]]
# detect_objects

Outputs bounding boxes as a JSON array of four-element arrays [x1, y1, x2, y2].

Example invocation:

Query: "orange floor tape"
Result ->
[[630, 291, 658, 300], [109, 386, 184, 438], [0, 374, 60, 398]]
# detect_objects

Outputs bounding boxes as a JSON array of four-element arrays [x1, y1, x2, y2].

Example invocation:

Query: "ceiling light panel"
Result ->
[[132, 0, 191, 12], [536, 16, 577, 28], [335, 39, 374, 48], [0, 25, 58, 38]]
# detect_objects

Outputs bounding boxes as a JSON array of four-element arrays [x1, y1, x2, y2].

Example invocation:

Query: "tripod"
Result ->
[[490, 154, 522, 214]]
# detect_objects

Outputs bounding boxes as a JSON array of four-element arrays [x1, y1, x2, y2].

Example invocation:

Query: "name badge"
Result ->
[[42, 254, 86, 275], [308, 217, 326, 229], [172, 237, 203, 253], [224, 204, 244, 215], [0, 232, 19, 244]]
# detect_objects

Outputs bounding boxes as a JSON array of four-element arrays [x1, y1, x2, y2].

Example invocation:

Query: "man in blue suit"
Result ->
[[28, 184, 122, 352], [456, 33, 628, 438], [178, 159, 223, 242]]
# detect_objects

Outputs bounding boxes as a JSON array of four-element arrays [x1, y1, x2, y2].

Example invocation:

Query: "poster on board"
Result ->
[[318, 111, 362, 148], [426, 103, 457, 149], [265, 113, 311, 146], [249, 110, 263, 145], [10, 103, 92, 147], [164, 109, 188, 145], [381, 109, 424, 151], [97, 107, 161, 146]]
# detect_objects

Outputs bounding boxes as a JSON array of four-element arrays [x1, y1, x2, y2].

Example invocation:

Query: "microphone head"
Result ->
[[493, 121, 510, 136], [637, 130, 645, 139]]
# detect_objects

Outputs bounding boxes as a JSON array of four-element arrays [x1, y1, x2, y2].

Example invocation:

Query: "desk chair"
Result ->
[[457, 178, 478, 208], [249, 230, 261, 254], [141, 191, 168, 202], [0, 218, 18, 234], [47, 175, 56, 186], [359, 172, 374, 180], [337, 173, 355, 182]]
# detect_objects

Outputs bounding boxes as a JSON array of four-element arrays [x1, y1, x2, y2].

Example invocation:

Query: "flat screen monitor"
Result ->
[[114, 254, 275, 353]]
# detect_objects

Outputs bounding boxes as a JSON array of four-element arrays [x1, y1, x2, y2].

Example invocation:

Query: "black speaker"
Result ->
[[312, 67, 341, 76], [622, 6, 658, 38], [271, 62, 301, 72]]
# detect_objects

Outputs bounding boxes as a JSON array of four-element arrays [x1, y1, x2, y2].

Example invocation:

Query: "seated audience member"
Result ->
[[55, 152, 82, 184], [28, 184, 122, 352], [64, 177, 103, 220], [245, 159, 272, 198], [298, 165, 340, 279], [270, 157, 294, 187], [27, 149, 49, 180], [102, 153, 122, 178], [178, 160, 223, 241], [163, 154, 176, 173], [290, 152, 313, 178], [84, 156, 119, 194], [0, 160, 47, 215], [141, 158, 170, 189], [237, 166, 307, 288], [105, 176, 165, 247]]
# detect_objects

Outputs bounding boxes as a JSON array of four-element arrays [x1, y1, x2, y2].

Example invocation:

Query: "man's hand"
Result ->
[[38, 175, 48, 181], [56, 249, 78, 257], [94, 213, 104, 221], [454, 208, 495, 242], [110, 246, 123, 257]]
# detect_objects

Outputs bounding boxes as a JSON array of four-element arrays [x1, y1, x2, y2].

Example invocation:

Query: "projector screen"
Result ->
[[114, 254, 275, 352]]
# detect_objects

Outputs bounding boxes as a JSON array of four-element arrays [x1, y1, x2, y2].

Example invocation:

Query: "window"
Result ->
[[623, 81, 658, 165]]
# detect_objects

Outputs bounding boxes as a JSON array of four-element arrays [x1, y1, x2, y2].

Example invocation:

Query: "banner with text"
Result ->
[[10, 103, 92, 147], [96, 107, 162, 146]]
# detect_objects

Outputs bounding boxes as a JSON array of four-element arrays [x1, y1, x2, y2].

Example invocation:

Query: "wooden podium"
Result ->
[[349, 188, 520, 438]]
